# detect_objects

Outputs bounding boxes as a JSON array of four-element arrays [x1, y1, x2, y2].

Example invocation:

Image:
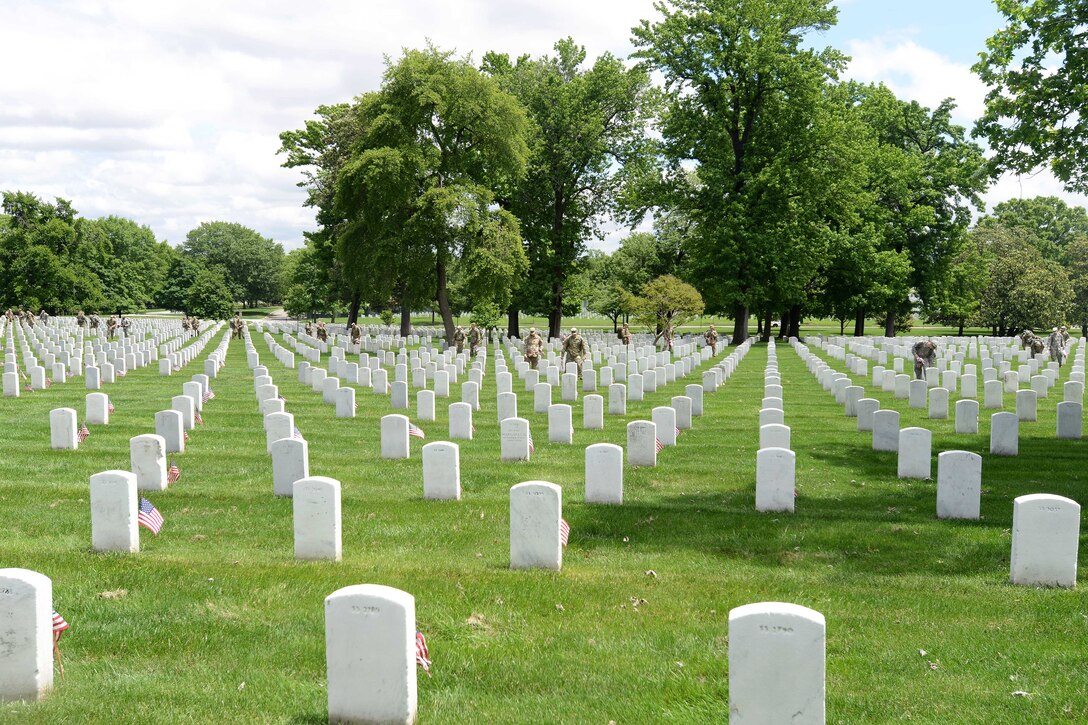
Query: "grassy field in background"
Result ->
[[1, 326, 1086, 723]]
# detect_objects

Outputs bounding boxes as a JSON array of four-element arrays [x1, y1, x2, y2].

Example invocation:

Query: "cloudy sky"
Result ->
[[1, 0, 1084, 251]]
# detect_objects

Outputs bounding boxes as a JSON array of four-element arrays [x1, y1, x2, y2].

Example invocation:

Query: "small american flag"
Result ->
[[408, 422, 426, 439], [655, 438, 664, 453], [52, 610, 69, 641], [77, 423, 91, 443], [44, 377, 52, 388], [278, 395, 286, 402], [195, 410, 204, 425], [528, 432, 534, 456], [167, 460, 181, 484], [415, 631, 431, 676], [560, 518, 570, 547], [471, 424, 477, 434], [183, 430, 190, 442], [675, 426, 681, 437], [117, 370, 126, 377], [138, 497, 164, 536], [292, 425, 304, 440], [108, 400, 115, 414], [202, 388, 215, 403]]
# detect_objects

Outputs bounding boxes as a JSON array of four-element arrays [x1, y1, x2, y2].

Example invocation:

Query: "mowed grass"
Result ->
[[1, 328, 1086, 723]]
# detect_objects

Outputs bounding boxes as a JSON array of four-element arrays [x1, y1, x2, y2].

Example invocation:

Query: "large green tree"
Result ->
[[631, 0, 855, 343], [77, 216, 171, 312], [986, 196, 1088, 261], [182, 221, 285, 307], [483, 38, 658, 338], [974, 0, 1088, 192]]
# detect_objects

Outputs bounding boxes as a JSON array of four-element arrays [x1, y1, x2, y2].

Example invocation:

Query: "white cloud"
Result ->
[[0, 0, 657, 249]]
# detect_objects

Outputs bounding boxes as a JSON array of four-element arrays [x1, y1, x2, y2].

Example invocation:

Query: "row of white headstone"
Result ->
[[794, 338, 1081, 587]]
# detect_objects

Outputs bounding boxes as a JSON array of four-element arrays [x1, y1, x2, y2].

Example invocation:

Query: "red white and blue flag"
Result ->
[[77, 423, 91, 443], [167, 460, 181, 485], [408, 422, 426, 439], [560, 518, 570, 547], [52, 610, 69, 641], [202, 388, 215, 403], [415, 631, 431, 676], [138, 497, 164, 536], [528, 432, 535, 456], [655, 438, 664, 453], [108, 400, 115, 414], [195, 410, 204, 426], [292, 426, 304, 440]]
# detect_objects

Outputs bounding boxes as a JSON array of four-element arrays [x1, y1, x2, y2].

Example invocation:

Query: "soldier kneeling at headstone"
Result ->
[[912, 339, 937, 380]]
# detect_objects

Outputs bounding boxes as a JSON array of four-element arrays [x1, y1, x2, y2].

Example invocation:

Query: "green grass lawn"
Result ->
[[1, 328, 1085, 723]]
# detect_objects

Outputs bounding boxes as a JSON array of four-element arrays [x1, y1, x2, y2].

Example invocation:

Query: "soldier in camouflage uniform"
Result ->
[[316, 322, 328, 342], [1047, 327, 1066, 366], [25, 310, 34, 328], [912, 339, 937, 380], [704, 324, 719, 355], [349, 322, 361, 345], [4, 309, 12, 323], [106, 315, 118, 339], [562, 327, 589, 378], [89, 313, 100, 331], [120, 315, 131, 338], [523, 327, 543, 370], [453, 325, 466, 354], [39, 309, 49, 326], [620, 322, 631, 346], [231, 313, 244, 339], [467, 322, 482, 358], [305, 321, 313, 337], [76, 310, 86, 328], [656, 322, 674, 352], [1019, 329, 1036, 350], [191, 317, 201, 337]]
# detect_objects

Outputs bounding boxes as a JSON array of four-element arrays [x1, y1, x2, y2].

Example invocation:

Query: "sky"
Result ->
[[1, 0, 1084, 252]]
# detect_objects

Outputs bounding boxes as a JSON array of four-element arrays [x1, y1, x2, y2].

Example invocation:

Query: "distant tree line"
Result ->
[[0, 192, 285, 319]]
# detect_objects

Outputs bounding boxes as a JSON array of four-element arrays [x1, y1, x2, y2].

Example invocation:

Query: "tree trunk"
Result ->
[[548, 280, 563, 340], [762, 308, 773, 342], [400, 303, 411, 337], [507, 303, 520, 339], [436, 257, 455, 341], [957, 319, 965, 336], [884, 305, 896, 337], [732, 304, 749, 343], [853, 308, 865, 337], [347, 290, 361, 326], [788, 304, 801, 339], [1081, 323, 1087, 337], [778, 313, 788, 339], [756, 316, 764, 337], [839, 319, 845, 335]]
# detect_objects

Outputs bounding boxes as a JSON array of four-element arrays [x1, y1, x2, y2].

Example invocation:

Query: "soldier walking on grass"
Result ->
[[523, 327, 543, 370], [107, 315, 117, 339], [562, 327, 589, 378], [704, 324, 718, 355], [453, 325, 466, 354], [468, 322, 482, 358], [120, 315, 131, 338], [912, 339, 937, 380], [1048, 327, 1066, 366], [316, 321, 328, 342], [76, 310, 86, 328]]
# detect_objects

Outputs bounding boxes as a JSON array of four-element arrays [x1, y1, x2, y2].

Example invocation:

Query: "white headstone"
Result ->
[[652, 406, 677, 447], [1010, 494, 1080, 588], [585, 443, 623, 504], [271, 437, 308, 497], [509, 481, 563, 570], [872, 410, 900, 452], [728, 602, 825, 724], [756, 448, 795, 512], [548, 404, 573, 444], [583, 394, 604, 430], [1016, 389, 1037, 422], [293, 476, 341, 561], [335, 386, 356, 418], [627, 420, 657, 467], [759, 424, 791, 450], [497, 391, 518, 423], [990, 412, 1019, 456], [928, 387, 949, 420], [381, 414, 410, 459], [416, 390, 436, 422], [856, 398, 879, 432], [533, 382, 552, 413], [608, 383, 626, 415], [129, 434, 168, 491], [936, 451, 982, 520], [1056, 401, 1082, 440], [86, 392, 110, 425], [266, 412, 295, 454], [155, 409, 185, 453], [0, 568, 53, 701], [90, 470, 139, 553], [449, 402, 474, 440], [954, 399, 979, 434], [325, 584, 418, 725], [501, 417, 532, 461], [171, 395, 195, 430], [423, 442, 460, 500], [897, 427, 932, 479], [759, 408, 785, 427], [49, 407, 78, 450], [983, 379, 1003, 409]]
